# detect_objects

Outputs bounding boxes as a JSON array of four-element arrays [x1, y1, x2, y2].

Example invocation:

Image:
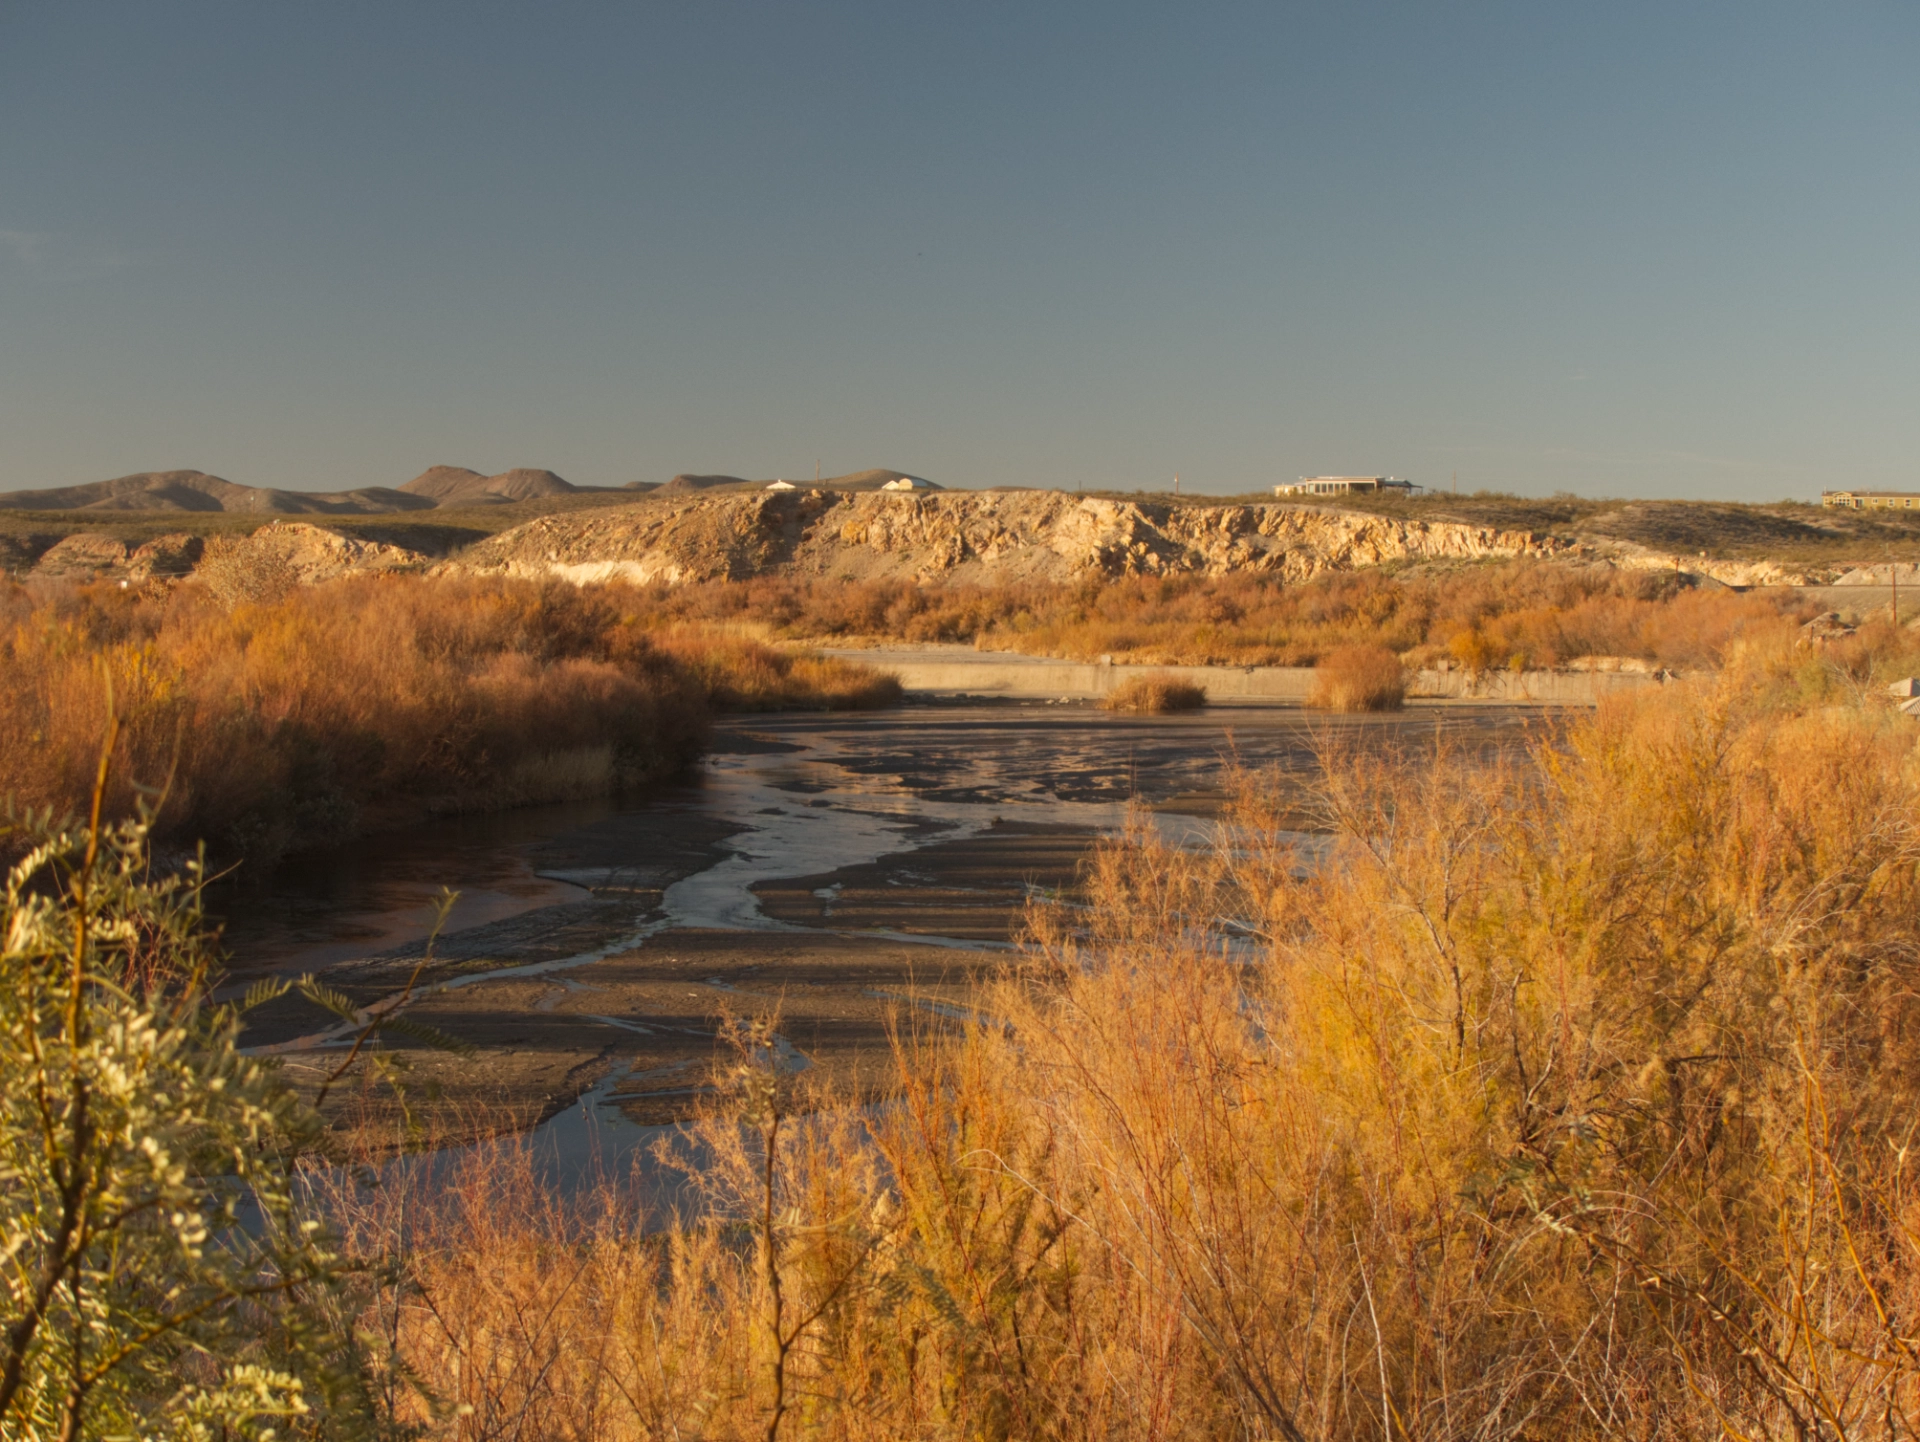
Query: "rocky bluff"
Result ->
[[449, 490, 1569, 587]]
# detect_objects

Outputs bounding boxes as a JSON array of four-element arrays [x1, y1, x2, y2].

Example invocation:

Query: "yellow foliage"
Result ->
[[321, 658, 1920, 1438], [0, 575, 893, 862]]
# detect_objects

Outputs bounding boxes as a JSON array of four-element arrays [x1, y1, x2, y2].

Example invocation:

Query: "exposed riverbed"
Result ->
[[221, 699, 1547, 1152]]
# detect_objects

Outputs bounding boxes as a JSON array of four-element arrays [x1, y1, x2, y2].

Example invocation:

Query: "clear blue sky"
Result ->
[[3, 2, 1915, 499]]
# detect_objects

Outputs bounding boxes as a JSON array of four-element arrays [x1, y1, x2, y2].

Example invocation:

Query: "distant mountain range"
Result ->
[[0, 465, 934, 513], [0, 467, 652, 514], [396, 466, 585, 507]]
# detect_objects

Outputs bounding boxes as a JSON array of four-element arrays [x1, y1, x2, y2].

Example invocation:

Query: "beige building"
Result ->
[[1275, 476, 1418, 498], [1822, 490, 1920, 510]]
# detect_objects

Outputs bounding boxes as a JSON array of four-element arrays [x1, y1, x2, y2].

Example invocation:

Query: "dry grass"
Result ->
[[1306, 643, 1405, 710], [306, 642, 1920, 1439], [654, 627, 902, 711], [626, 562, 1808, 673], [1102, 672, 1207, 713], [0, 574, 895, 861]]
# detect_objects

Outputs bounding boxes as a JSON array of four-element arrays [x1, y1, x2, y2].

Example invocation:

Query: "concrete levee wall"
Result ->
[[827, 648, 1654, 706]]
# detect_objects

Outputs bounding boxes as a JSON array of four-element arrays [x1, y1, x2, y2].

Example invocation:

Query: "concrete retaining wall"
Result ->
[[826, 647, 1654, 706]]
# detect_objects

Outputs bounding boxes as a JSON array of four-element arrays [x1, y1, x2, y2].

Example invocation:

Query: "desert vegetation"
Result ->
[[0, 573, 896, 862], [1, 801, 368, 1438], [1305, 643, 1407, 711], [1102, 672, 1208, 713], [654, 626, 905, 713], [12, 632, 1920, 1437], [308, 639, 1920, 1440], [631, 561, 1809, 673]]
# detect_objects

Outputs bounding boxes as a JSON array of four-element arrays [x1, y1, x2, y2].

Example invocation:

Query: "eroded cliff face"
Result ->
[[25, 533, 207, 583], [14, 523, 431, 586], [220, 523, 429, 585], [448, 491, 1573, 586]]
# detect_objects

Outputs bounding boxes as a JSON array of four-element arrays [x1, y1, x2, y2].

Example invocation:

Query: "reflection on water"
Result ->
[[224, 701, 1545, 1167], [222, 701, 1537, 979], [657, 731, 1139, 934], [215, 798, 623, 975]]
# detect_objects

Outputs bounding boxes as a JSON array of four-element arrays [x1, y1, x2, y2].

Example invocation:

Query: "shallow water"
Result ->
[[655, 722, 1148, 934], [221, 700, 1545, 1161], [221, 700, 1534, 968]]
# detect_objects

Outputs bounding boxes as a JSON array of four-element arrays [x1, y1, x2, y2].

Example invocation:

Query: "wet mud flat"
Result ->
[[221, 701, 1549, 1150]]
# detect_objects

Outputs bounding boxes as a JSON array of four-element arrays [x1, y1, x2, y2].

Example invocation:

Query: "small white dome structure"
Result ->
[[765, 479, 797, 492], [882, 476, 934, 491]]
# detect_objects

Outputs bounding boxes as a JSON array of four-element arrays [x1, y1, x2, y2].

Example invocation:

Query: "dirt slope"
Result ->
[[449, 489, 1572, 586]]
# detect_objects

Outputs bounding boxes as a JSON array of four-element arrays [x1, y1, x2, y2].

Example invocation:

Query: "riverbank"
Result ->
[[560, 558, 1812, 673], [0, 573, 898, 866], [821, 642, 1657, 704]]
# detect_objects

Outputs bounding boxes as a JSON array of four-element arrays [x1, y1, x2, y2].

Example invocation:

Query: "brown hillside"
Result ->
[[400, 466, 578, 505], [0, 470, 436, 515], [0, 470, 249, 512]]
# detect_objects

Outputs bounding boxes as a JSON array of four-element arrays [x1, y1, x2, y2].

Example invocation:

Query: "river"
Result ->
[[219, 698, 1544, 1168]]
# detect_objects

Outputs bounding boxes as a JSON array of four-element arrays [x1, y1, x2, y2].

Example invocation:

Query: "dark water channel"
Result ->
[[215, 699, 1546, 1194]]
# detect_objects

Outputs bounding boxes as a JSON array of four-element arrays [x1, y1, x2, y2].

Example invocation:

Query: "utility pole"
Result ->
[[1452, 470, 1458, 496], [1894, 563, 1900, 626], [815, 459, 820, 485], [1173, 473, 1180, 497]]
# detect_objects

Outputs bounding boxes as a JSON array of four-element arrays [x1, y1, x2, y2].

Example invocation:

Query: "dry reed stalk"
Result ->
[[1306, 645, 1405, 711], [1102, 673, 1208, 714]]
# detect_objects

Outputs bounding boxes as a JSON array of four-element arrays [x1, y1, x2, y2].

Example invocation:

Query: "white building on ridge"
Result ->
[[1275, 476, 1420, 497]]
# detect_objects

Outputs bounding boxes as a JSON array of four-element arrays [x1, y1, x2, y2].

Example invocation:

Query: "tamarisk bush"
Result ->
[[337, 653, 1920, 1440]]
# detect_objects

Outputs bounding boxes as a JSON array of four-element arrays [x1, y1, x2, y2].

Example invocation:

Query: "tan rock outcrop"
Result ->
[[127, 533, 205, 581], [28, 533, 138, 581], [26, 524, 421, 589], [203, 522, 428, 586], [26, 531, 205, 583], [450, 490, 1572, 586]]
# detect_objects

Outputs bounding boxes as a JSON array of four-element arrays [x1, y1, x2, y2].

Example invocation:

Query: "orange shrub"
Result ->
[[1102, 673, 1207, 713], [1308, 643, 1405, 711], [655, 629, 902, 711], [312, 664, 1920, 1440], [619, 562, 1805, 673], [0, 575, 896, 862]]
